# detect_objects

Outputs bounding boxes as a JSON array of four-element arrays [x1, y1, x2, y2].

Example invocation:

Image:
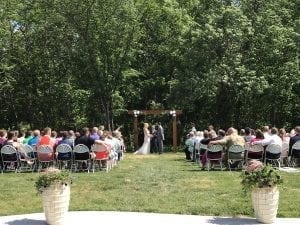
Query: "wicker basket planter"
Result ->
[[36, 168, 72, 225], [251, 186, 279, 224], [41, 183, 70, 225]]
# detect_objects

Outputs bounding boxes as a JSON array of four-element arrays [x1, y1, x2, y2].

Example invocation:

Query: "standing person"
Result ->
[[156, 123, 164, 154], [134, 123, 152, 155], [150, 124, 158, 153]]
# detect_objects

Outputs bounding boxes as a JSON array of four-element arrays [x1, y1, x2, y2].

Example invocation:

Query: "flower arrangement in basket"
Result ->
[[35, 167, 72, 193], [35, 167, 72, 225], [241, 160, 283, 224], [241, 160, 283, 192]]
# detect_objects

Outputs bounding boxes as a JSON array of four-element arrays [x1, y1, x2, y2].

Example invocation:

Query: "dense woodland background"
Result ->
[[0, 0, 299, 145]]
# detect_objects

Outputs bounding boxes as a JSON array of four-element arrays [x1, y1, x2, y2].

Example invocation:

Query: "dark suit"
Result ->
[[151, 129, 158, 153], [289, 134, 300, 156]]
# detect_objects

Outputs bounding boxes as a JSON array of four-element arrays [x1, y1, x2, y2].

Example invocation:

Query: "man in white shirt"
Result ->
[[252, 127, 282, 161], [262, 126, 271, 139], [253, 127, 282, 147]]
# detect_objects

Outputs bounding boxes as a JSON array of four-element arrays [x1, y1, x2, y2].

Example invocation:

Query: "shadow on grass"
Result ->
[[207, 217, 257, 225], [182, 169, 202, 172], [6, 219, 46, 225]]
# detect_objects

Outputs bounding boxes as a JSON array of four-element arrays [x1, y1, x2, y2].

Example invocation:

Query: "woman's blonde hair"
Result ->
[[143, 123, 149, 129]]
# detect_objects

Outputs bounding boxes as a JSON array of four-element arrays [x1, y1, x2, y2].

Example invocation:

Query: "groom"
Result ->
[[156, 122, 164, 154]]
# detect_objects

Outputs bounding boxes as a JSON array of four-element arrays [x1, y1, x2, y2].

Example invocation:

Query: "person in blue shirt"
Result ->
[[28, 129, 40, 146]]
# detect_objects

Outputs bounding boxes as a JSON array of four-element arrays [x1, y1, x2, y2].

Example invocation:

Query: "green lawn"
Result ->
[[0, 153, 299, 217]]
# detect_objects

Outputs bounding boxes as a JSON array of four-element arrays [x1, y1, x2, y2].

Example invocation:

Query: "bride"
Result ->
[[134, 123, 152, 155]]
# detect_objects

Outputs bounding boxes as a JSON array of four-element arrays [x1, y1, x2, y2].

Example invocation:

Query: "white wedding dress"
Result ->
[[134, 129, 151, 155]]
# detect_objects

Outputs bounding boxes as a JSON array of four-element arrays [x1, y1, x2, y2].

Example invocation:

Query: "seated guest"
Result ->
[[37, 127, 56, 148], [58, 131, 73, 147], [74, 127, 109, 160], [248, 129, 265, 159], [17, 130, 26, 143], [200, 130, 210, 145], [0, 129, 7, 148], [2, 131, 19, 167], [200, 130, 222, 169], [210, 127, 245, 149], [252, 127, 282, 160], [239, 129, 246, 137], [279, 128, 289, 143], [289, 126, 300, 157], [244, 127, 254, 143], [209, 127, 245, 168], [103, 131, 118, 163], [207, 125, 214, 132], [28, 129, 40, 146], [3, 131, 19, 149], [217, 129, 226, 139], [262, 126, 271, 139], [22, 130, 33, 144], [252, 127, 282, 147], [184, 132, 195, 160], [90, 127, 100, 140], [56, 131, 73, 161], [250, 129, 265, 143], [192, 131, 203, 161]]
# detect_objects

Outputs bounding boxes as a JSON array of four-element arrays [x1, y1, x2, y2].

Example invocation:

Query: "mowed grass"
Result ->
[[0, 153, 299, 217]]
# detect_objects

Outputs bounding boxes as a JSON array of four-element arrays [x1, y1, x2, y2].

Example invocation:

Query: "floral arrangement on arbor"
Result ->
[[35, 167, 72, 193], [241, 160, 283, 192]]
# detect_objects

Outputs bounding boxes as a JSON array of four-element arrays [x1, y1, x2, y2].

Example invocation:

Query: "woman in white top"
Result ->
[[134, 123, 152, 155]]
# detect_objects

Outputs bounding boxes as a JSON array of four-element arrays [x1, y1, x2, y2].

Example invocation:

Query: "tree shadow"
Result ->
[[207, 217, 258, 225], [6, 219, 46, 225]]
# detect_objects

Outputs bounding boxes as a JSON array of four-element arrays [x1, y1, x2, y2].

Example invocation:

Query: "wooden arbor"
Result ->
[[128, 109, 182, 152]]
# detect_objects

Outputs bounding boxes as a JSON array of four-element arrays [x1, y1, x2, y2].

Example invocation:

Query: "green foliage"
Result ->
[[0, 0, 299, 131], [35, 168, 72, 193], [241, 163, 283, 193]]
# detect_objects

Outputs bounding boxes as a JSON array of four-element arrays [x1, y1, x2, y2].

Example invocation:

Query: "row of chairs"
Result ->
[[194, 141, 300, 171], [0, 143, 117, 173]]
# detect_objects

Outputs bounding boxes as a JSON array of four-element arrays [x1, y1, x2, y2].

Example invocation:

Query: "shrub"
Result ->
[[241, 160, 283, 193], [35, 167, 72, 193]]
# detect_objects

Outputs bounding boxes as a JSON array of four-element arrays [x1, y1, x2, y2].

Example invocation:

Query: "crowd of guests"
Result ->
[[184, 124, 300, 170], [0, 126, 126, 170]]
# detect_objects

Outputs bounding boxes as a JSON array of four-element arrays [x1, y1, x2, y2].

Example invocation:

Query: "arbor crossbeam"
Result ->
[[128, 109, 182, 152]]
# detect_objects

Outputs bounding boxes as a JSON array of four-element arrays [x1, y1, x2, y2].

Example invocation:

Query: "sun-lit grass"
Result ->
[[0, 153, 299, 217]]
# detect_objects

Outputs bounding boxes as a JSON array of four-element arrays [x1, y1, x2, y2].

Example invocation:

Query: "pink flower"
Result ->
[[246, 160, 263, 173]]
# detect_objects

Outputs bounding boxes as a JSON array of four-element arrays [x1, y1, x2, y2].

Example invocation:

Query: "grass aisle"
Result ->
[[0, 153, 299, 217]]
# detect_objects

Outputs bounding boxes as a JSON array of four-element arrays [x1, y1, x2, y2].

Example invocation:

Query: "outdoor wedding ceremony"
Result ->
[[0, 0, 299, 225]]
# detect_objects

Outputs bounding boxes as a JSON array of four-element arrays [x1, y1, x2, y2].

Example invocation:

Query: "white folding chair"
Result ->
[[227, 145, 245, 171], [246, 144, 264, 163], [56, 144, 73, 170], [206, 145, 223, 171], [265, 144, 282, 168], [91, 144, 111, 172], [73, 144, 91, 173], [198, 144, 208, 167], [1, 145, 19, 173], [18, 144, 36, 172], [280, 142, 290, 167], [291, 141, 300, 167], [36, 145, 55, 172]]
